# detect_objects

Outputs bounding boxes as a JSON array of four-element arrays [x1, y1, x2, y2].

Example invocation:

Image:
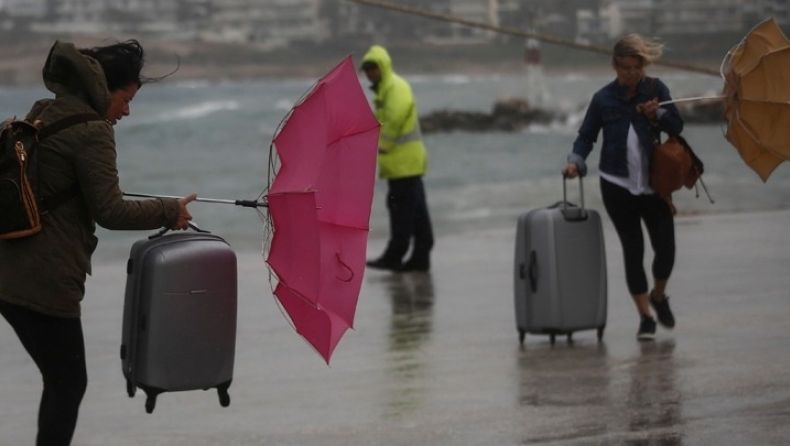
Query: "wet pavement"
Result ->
[[1, 210, 790, 445]]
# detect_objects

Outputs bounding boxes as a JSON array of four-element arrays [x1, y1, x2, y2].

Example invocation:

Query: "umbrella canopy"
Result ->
[[266, 56, 380, 363], [722, 17, 790, 181]]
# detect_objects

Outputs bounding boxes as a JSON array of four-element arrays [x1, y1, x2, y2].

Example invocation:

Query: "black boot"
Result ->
[[366, 256, 403, 271], [400, 257, 430, 272]]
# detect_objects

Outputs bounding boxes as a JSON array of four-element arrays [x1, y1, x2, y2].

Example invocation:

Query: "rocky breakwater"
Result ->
[[419, 96, 725, 134], [675, 98, 725, 124], [419, 98, 561, 133]]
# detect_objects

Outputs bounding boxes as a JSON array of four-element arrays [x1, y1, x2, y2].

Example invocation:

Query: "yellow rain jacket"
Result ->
[[362, 45, 427, 179]]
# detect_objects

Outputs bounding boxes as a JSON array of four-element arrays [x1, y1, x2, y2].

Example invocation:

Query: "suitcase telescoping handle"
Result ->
[[561, 175, 589, 221]]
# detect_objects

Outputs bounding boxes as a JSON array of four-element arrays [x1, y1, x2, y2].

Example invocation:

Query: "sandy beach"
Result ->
[[1, 208, 789, 445]]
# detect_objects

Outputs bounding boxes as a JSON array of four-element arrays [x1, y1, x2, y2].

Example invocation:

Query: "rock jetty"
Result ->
[[419, 96, 725, 133], [419, 98, 560, 133], [675, 98, 725, 124]]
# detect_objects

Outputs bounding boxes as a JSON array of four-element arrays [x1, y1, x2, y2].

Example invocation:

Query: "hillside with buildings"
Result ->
[[0, 0, 783, 84]]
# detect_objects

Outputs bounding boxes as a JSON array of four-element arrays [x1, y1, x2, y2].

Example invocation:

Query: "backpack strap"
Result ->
[[38, 113, 104, 140], [41, 184, 82, 213], [38, 113, 105, 212]]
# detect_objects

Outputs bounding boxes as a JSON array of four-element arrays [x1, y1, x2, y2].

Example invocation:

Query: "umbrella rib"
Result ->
[[321, 219, 371, 232], [325, 124, 381, 148], [273, 281, 348, 321], [274, 282, 320, 311]]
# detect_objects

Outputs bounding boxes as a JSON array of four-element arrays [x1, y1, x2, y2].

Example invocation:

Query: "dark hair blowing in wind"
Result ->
[[79, 39, 175, 92]]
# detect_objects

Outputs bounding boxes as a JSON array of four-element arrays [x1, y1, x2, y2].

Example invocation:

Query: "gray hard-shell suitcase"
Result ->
[[514, 176, 607, 345], [121, 226, 237, 413]]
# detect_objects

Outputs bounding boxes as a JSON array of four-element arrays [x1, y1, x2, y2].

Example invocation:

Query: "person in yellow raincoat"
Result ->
[[361, 45, 434, 272]]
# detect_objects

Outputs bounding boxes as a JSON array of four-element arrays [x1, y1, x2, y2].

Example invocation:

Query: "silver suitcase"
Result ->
[[514, 177, 607, 345], [121, 228, 237, 413]]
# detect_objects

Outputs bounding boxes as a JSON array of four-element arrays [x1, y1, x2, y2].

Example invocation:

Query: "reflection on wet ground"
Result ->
[[625, 341, 682, 446], [517, 342, 611, 408], [516, 338, 684, 445], [382, 273, 435, 418]]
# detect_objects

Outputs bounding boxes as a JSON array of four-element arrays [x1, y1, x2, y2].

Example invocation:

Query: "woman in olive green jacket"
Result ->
[[0, 40, 194, 445]]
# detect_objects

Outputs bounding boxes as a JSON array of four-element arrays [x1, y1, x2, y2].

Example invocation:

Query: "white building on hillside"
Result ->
[[201, 0, 327, 47], [654, 0, 745, 34]]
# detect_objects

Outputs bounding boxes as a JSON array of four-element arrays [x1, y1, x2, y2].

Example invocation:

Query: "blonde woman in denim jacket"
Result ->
[[563, 34, 684, 341]]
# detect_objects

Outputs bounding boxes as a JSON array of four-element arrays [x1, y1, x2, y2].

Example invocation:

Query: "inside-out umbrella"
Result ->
[[720, 17, 790, 181], [126, 56, 380, 364], [265, 56, 380, 363], [661, 17, 790, 181]]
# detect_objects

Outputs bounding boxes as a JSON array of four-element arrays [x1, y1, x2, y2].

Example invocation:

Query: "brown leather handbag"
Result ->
[[650, 134, 707, 199]]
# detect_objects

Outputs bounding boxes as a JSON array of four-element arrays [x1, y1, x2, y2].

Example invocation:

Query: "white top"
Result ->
[[600, 123, 653, 195]]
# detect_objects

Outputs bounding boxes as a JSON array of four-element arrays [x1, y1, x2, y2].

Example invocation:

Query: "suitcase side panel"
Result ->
[[552, 209, 607, 330], [515, 208, 562, 331], [121, 237, 156, 381]]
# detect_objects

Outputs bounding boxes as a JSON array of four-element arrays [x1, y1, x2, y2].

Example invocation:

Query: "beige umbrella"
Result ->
[[722, 17, 790, 181]]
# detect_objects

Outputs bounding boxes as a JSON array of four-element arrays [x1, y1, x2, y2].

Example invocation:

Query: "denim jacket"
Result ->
[[569, 76, 684, 177]]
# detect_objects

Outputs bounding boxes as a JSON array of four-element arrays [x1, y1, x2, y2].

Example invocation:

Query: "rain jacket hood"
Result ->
[[361, 45, 427, 179], [361, 45, 394, 90], [42, 41, 110, 118]]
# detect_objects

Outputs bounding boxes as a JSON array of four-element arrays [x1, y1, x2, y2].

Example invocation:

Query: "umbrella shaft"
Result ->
[[659, 95, 723, 106], [124, 192, 267, 208]]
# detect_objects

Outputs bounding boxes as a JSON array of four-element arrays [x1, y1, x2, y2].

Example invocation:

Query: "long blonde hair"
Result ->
[[613, 34, 664, 66]]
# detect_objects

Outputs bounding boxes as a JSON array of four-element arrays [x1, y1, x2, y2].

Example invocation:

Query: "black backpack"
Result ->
[[0, 113, 103, 239]]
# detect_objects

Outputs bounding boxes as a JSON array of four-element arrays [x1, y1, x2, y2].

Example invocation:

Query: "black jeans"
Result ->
[[600, 178, 675, 295], [382, 176, 434, 265], [0, 301, 87, 446]]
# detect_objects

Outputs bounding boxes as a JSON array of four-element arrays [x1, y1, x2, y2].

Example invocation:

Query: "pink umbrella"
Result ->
[[265, 56, 380, 363], [124, 56, 379, 364]]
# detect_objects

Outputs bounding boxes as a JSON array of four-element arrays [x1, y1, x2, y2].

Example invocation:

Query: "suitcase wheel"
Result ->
[[218, 388, 231, 407], [145, 394, 157, 414], [549, 334, 556, 345], [518, 329, 526, 345], [597, 326, 605, 342], [126, 379, 136, 398], [566, 333, 573, 344], [217, 381, 232, 407]]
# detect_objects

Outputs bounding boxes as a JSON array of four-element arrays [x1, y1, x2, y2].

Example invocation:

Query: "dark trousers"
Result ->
[[0, 301, 87, 446], [382, 176, 434, 265], [600, 178, 675, 295]]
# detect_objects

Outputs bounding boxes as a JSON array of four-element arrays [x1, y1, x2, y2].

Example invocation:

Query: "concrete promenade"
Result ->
[[1, 210, 789, 445]]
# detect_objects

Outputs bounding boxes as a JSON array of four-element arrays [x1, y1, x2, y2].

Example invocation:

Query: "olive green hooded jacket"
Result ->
[[361, 45, 427, 179], [0, 41, 181, 318]]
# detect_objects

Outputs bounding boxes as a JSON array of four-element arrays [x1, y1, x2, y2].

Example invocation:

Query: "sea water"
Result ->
[[1, 70, 788, 264]]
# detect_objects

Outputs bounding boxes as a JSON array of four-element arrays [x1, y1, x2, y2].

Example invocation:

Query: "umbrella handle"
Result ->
[[335, 253, 354, 282]]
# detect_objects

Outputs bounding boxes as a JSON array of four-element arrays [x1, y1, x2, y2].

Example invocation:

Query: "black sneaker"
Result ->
[[366, 257, 403, 271], [650, 292, 676, 329], [637, 316, 656, 341]]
